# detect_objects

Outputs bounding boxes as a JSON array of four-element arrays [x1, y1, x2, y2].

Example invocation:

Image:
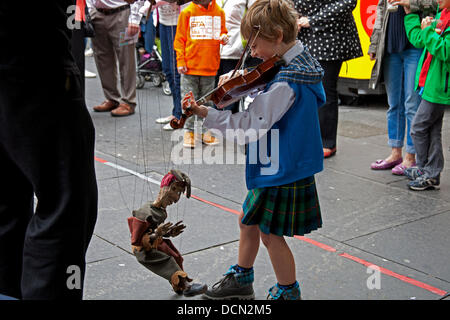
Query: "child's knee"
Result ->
[[260, 232, 272, 247]]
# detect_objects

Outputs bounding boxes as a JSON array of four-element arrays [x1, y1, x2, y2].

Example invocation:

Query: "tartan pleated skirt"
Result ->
[[241, 176, 322, 237]]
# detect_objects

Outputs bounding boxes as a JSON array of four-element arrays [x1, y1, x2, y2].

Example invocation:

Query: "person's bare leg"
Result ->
[[402, 151, 416, 167], [260, 233, 296, 285], [237, 210, 260, 268], [385, 147, 402, 162]]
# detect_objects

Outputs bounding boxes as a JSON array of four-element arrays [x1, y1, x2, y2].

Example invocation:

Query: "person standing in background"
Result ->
[[369, 0, 438, 175], [174, 0, 228, 148], [293, 0, 362, 158], [154, 0, 186, 130], [216, 0, 256, 114], [87, 0, 145, 117]]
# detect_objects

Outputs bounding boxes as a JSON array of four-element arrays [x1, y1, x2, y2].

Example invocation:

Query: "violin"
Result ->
[[170, 26, 285, 130]]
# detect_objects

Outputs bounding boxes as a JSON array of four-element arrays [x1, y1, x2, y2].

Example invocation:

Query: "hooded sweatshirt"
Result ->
[[174, 0, 227, 76]]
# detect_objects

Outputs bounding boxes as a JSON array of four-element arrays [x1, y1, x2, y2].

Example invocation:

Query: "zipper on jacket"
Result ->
[[446, 72, 449, 93]]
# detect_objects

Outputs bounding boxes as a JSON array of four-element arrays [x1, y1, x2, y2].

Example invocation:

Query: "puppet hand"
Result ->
[[155, 222, 173, 237], [168, 221, 186, 237]]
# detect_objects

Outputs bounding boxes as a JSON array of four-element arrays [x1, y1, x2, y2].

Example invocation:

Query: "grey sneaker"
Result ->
[[267, 283, 301, 300], [404, 166, 424, 181], [408, 175, 440, 191], [202, 273, 255, 300]]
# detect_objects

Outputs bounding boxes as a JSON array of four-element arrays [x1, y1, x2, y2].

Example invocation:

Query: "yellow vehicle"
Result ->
[[338, 0, 385, 96]]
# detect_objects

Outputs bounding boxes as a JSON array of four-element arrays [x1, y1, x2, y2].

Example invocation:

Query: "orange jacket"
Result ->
[[174, 0, 227, 76]]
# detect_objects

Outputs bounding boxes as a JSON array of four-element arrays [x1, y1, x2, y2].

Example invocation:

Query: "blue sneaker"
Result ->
[[267, 282, 301, 300], [408, 175, 440, 191], [404, 166, 424, 181]]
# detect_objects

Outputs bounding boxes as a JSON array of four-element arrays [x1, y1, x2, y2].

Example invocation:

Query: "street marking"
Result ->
[[95, 155, 448, 297]]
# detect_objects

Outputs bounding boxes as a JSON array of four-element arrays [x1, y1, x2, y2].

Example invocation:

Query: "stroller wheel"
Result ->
[[136, 75, 145, 89], [152, 74, 162, 87], [162, 81, 172, 96]]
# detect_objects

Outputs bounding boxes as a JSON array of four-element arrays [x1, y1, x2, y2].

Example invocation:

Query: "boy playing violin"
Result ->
[[182, 0, 326, 300]]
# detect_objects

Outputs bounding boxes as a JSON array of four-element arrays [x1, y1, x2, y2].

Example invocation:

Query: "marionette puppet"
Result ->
[[127, 169, 207, 296]]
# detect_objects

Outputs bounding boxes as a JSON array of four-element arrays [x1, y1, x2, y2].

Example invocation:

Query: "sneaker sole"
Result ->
[[202, 293, 255, 300], [202, 141, 220, 146], [409, 184, 440, 191]]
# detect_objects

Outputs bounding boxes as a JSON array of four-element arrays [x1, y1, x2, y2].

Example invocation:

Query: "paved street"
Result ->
[[83, 56, 450, 301]]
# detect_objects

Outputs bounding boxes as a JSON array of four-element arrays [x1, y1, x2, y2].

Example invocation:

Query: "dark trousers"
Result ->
[[317, 60, 343, 149], [0, 70, 98, 299], [71, 28, 86, 98]]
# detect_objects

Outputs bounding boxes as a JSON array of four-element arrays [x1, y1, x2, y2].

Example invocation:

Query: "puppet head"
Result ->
[[153, 170, 191, 209]]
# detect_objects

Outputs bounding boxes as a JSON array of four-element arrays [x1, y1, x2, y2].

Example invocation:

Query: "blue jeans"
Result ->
[[383, 48, 422, 154], [140, 15, 155, 54], [159, 23, 182, 119]]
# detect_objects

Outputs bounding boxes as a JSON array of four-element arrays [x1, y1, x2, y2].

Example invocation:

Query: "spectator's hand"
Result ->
[[392, 0, 411, 13], [421, 16, 433, 29], [127, 23, 140, 36], [220, 34, 229, 45], [369, 53, 376, 60], [298, 17, 310, 28], [178, 66, 188, 74]]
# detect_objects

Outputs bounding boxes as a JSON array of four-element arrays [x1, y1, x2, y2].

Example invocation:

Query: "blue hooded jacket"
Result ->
[[245, 48, 326, 190]]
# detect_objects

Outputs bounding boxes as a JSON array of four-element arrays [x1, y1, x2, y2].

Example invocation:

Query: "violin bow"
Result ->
[[193, 25, 261, 105], [229, 25, 260, 79]]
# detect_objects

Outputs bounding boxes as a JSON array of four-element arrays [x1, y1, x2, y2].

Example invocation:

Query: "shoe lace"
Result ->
[[212, 273, 234, 290]]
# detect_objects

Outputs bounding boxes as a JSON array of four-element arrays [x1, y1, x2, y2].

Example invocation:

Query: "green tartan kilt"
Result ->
[[242, 176, 322, 237]]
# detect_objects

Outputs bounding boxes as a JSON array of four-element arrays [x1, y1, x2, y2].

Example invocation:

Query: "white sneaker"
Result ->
[[155, 115, 173, 124], [84, 48, 94, 57], [163, 123, 174, 131], [85, 70, 96, 78]]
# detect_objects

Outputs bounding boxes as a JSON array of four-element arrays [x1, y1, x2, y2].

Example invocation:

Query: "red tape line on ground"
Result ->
[[95, 156, 448, 297]]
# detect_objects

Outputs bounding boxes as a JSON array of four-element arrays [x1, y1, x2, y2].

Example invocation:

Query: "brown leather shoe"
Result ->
[[111, 103, 135, 117], [93, 100, 119, 112]]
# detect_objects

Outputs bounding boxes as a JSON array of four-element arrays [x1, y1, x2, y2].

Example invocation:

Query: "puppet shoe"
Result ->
[[183, 283, 208, 297], [171, 271, 190, 294]]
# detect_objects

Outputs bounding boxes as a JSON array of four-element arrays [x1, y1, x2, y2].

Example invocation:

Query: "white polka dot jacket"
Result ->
[[293, 0, 363, 62]]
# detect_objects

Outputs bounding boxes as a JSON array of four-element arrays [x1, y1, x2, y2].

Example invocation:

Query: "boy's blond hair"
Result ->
[[241, 0, 298, 44]]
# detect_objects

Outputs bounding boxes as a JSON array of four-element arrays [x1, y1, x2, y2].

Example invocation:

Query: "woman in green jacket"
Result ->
[[402, 0, 449, 190]]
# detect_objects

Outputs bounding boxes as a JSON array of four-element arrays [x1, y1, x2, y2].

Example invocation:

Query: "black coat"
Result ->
[[293, 0, 363, 61]]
